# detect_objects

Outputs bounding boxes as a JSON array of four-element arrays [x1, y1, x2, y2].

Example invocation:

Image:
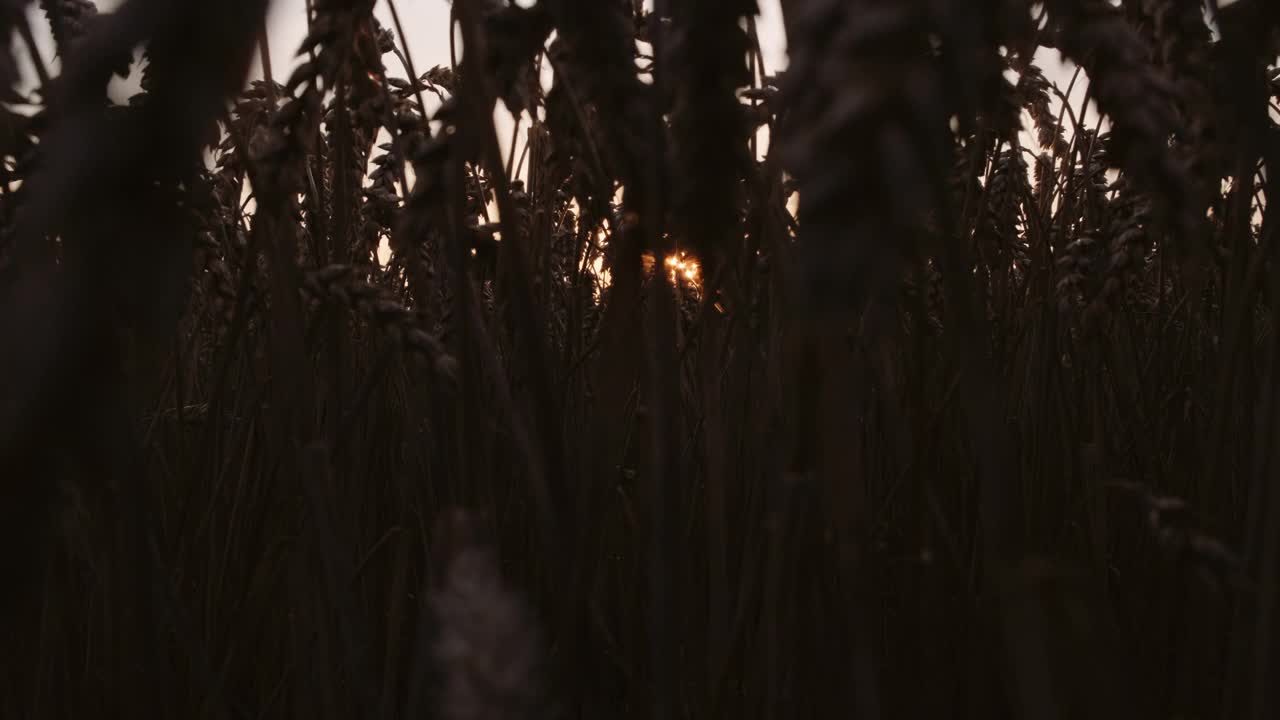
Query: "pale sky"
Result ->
[[257, 0, 790, 163], [257, 0, 791, 82], [15, 0, 790, 166], [15, 0, 785, 89], [16, 1, 1086, 164]]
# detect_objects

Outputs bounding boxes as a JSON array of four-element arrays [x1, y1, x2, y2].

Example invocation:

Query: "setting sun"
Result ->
[[664, 252, 701, 284]]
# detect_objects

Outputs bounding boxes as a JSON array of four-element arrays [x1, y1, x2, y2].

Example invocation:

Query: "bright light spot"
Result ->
[[664, 251, 701, 287], [377, 237, 391, 266], [590, 253, 611, 301], [604, 251, 701, 295]]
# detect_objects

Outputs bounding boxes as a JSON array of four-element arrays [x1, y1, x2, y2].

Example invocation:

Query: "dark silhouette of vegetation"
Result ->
[[0, 0, 1277, 717]]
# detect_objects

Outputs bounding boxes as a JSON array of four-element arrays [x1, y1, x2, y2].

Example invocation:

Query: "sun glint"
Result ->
[[664, 251, 700, 286]]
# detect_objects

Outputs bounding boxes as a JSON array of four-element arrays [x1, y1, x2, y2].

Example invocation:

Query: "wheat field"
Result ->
[[0, 1, 1278, 718]]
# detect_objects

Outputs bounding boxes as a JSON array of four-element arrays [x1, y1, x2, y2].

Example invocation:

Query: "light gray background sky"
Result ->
[[18, 0, 789, 93], [255, 0, 791, 81], [16, 0, 798, 165], [17, 0, 1091, 161]]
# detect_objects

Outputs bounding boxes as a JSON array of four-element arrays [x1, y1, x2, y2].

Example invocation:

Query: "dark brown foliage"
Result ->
[[0, 0, 1278, 718]]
